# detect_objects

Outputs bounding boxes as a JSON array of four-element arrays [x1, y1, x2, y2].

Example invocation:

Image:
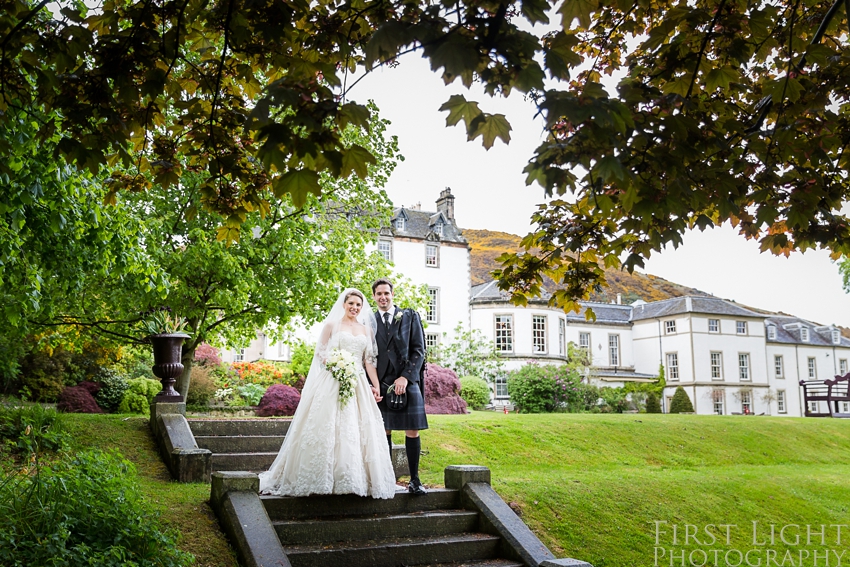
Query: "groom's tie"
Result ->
[[383, 312, 391, 328]]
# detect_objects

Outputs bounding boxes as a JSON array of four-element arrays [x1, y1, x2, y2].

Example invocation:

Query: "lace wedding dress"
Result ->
[[258, 330, 397, 499]]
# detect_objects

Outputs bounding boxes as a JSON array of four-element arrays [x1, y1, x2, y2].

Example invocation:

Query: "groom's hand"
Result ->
[[393, 377, 408, 395]]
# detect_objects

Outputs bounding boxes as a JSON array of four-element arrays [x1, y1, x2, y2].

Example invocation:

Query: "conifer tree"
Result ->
[[669, 387, 694, 414]]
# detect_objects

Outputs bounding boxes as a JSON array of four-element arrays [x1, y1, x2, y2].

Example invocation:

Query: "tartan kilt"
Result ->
[[379, 380, 428, 431]]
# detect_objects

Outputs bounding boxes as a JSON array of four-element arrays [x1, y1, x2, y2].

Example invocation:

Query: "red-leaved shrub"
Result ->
[[57, 386, 103, 413], [77, 381, 102, 396], [256, 384, 301, 416], [194, 343, 222, 367], [423, 363, 468, 415]]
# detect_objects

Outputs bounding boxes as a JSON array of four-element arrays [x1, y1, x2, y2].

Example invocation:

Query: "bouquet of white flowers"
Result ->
[[325, 348, 359, 407]]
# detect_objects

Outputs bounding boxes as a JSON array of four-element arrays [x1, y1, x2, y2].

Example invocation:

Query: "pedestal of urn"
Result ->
[[150, 333, 189, 403]]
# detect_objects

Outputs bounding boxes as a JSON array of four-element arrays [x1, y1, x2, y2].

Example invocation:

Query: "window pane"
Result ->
[[579, 332, 590, 350], [708, 319, 719, 332], [736, 321, 747, 334], [426, 245, 438, 266], [808, 357, 816, 379], [777, 391, 786, 413], [495, 316, 513, 352], [738, 353, 750, 380], [427, 288, 439, 323], [774, 355, 783, 378], [378, 241, 392, 261], [532, 316, 546, 353], [609, 335, 619, 366], [710, 352, 722, 380], [558, 319, 566, 356], [495, 376, 508, 397], [666, 353, 679, 380]]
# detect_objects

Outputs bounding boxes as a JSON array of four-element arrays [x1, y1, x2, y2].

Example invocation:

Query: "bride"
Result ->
[[259, 288, 397, 499]]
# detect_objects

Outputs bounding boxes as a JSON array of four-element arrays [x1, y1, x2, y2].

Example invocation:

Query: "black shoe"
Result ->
[[408, 478, 427, 495]]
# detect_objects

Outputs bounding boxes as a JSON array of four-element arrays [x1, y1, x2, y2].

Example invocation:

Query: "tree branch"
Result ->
[[685, 0, 728, 100]]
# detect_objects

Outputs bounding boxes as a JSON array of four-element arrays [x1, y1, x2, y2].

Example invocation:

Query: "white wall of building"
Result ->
[[388, 238, 470, 347]]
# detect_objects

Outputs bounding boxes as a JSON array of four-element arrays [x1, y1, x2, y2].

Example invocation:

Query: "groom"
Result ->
[[372, 278, 428, 495]]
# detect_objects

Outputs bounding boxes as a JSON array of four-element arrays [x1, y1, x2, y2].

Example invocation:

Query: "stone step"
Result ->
[[262, 489, 461, 521], [417, 560, 524, 567], [281, 533, 501, 567], [187, 418, 291, 437], [274, 510, 480, 544], [211, 452, 278, 472], [195, 435, 285, 453]]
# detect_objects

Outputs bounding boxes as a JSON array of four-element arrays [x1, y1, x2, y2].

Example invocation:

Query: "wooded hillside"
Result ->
[[463, 229, 711, 304]]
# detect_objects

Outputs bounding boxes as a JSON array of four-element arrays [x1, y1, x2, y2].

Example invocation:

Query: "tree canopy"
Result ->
[[2, 0, 849, 312]]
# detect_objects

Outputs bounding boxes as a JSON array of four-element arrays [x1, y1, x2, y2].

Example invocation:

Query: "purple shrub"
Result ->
[[256, 384, 301, 416], [57, 386, 103, 413], [77, 381, 102, 396], [423, 363, 468, 415], [194, 343, 222, 367]]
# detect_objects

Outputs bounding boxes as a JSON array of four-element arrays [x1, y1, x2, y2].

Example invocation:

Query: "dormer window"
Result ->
[[434, 222, 444, 237], [767, 325, 777, 340], [833, 329, 841, 345], [801, 327, 810, 342], [393, 216, 406, 231]]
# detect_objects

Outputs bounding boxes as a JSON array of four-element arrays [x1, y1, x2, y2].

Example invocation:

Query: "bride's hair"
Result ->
[[344, 289, 365, 304]]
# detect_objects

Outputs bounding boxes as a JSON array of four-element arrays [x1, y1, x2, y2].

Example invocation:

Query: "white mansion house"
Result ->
[[227, 190, 850, 418]]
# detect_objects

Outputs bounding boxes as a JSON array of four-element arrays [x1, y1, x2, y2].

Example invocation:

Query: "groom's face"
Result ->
[[373, 284, 394, 312]]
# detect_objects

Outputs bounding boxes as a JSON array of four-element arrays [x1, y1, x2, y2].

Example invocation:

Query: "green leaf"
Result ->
[[339, 103, 371, 129], [273, 169, 321, 208], [439, 95, 482, 128], [430, 37, 480, 81], [595, 155, 626, 182], [364, 22, 412, 66], [468, 114, 512, 150], [341, 145, 377, 179], [705, 67, 739, 91], [559, 0, 598, 29]]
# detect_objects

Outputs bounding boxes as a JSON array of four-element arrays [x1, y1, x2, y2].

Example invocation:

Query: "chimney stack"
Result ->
[[436, 187, 455, 221]]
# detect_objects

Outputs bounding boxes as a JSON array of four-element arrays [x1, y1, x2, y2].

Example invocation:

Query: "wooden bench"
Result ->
[[799, 374, 850, 417]]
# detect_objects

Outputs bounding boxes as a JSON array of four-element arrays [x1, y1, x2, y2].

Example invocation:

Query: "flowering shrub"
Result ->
[[194, 343, 222, 366], [256, 384, 301, 416], [57, 386, 103, 413], [507, 363, 582, 413], [231, 361, 296, 387], [423, 363, 468, 415]]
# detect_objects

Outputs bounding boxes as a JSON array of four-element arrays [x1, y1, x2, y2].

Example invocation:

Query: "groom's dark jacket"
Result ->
[[375, 307, 426, 396]]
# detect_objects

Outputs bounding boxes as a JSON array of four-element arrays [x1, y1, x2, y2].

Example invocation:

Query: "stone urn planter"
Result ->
[[150, 333, 190, 403]]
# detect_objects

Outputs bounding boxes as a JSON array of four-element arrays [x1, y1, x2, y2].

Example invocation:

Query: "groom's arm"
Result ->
[[400, 310, 425, 383]]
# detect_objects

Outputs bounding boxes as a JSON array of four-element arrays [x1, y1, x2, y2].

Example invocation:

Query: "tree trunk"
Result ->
[[177, 347, 195, 400]]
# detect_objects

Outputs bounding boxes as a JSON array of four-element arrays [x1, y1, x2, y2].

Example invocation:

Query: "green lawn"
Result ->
[[416, 412, 850, 567], [59, 412, 850, 567]]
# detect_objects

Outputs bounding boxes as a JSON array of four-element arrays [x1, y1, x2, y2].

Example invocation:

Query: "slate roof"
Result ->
[[630, 296, 764, 321], [390, 207, 467, 244], [765, 315, 850, 347], [470, 281, 632, 324]]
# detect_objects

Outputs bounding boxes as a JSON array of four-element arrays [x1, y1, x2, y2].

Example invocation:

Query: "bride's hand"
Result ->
[[371, 385, 383, 402]]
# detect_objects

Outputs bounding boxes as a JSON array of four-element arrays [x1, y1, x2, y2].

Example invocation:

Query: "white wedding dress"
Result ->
[[258, 330, 397, 499]]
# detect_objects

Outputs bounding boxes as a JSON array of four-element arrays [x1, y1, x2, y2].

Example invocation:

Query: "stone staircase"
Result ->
[[187, 417, 409, 480], [210, 466, 592, 567], [265, 489, 521, 567], [188, 418, 289, 473]]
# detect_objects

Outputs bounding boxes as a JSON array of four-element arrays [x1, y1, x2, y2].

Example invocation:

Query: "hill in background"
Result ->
[[463, 228, 714, 304]]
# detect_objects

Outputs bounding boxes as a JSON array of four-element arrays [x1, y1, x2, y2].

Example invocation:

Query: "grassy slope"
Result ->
[[417, 413, 850, 567], [63, 415, 239, 567], [59, 413, 850, 567]]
